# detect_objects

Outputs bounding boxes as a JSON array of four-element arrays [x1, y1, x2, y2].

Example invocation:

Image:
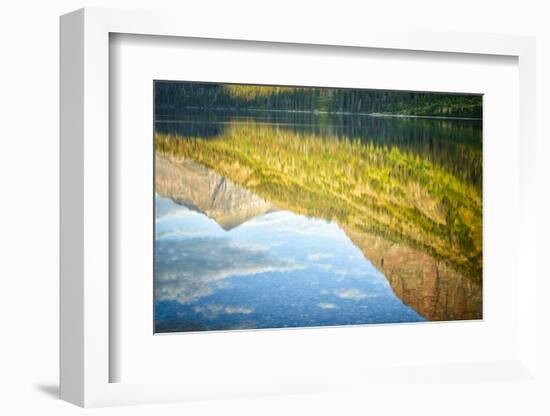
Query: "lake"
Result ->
[[154, 110, 483, 333]]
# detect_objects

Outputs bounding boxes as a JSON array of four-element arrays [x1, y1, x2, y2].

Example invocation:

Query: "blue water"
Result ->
[[154, 195, 425, 332]]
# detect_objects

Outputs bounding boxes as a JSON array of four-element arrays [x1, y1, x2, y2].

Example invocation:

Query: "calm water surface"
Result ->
[[156, 110, 482, 187], [154, 111, 482, 332], [155, 195, 424, 332]]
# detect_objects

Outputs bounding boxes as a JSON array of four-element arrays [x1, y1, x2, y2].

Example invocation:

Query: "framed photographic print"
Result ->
[[153, 81, 483, 333], [60, 8, 539, 408]]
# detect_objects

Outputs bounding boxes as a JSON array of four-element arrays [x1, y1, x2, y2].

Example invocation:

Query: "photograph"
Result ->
[[153, 82, 483, 333], [2, 1, 546, 413]]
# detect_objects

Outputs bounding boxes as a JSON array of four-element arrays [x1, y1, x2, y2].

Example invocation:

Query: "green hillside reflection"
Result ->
[[155, 118, 482, 321]]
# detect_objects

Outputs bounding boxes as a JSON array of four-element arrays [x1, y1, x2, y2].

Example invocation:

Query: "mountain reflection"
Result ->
[[155, 158, 482, 333], [155, 111, 483, 332], [155, 193, 425, 333]]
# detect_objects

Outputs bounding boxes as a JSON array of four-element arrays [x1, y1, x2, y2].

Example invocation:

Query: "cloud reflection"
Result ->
[[154, 193, 425, 331], [335, 288, 370, 300], [156, 236, 304, 304], [194, 304, 255, 316], [317, 302, 338, 310]]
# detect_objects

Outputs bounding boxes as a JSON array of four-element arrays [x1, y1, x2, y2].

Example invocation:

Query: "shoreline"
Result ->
[[156, 106, 482, 121], [368, 112, 482, 121]]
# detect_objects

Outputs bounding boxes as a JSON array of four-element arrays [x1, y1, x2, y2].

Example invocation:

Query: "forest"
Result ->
[[155, 82, 483, 118]]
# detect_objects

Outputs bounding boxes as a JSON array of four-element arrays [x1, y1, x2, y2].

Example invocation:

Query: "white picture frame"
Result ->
[[60, 7, 538, 407]]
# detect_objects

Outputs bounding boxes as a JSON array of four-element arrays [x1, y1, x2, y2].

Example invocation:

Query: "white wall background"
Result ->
[[0, 1, 548, 415]]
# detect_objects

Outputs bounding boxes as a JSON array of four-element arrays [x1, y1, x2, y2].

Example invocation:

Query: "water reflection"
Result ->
[[155, 194, 425, 333], [156, 110, 482, 187], [154, 110, 483, 332]]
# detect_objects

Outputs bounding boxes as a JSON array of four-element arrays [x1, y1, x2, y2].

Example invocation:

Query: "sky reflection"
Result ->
[[155, 195, 425, 332]]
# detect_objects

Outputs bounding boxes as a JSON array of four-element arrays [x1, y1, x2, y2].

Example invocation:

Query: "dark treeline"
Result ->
[[155, 82, 482, 118]]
